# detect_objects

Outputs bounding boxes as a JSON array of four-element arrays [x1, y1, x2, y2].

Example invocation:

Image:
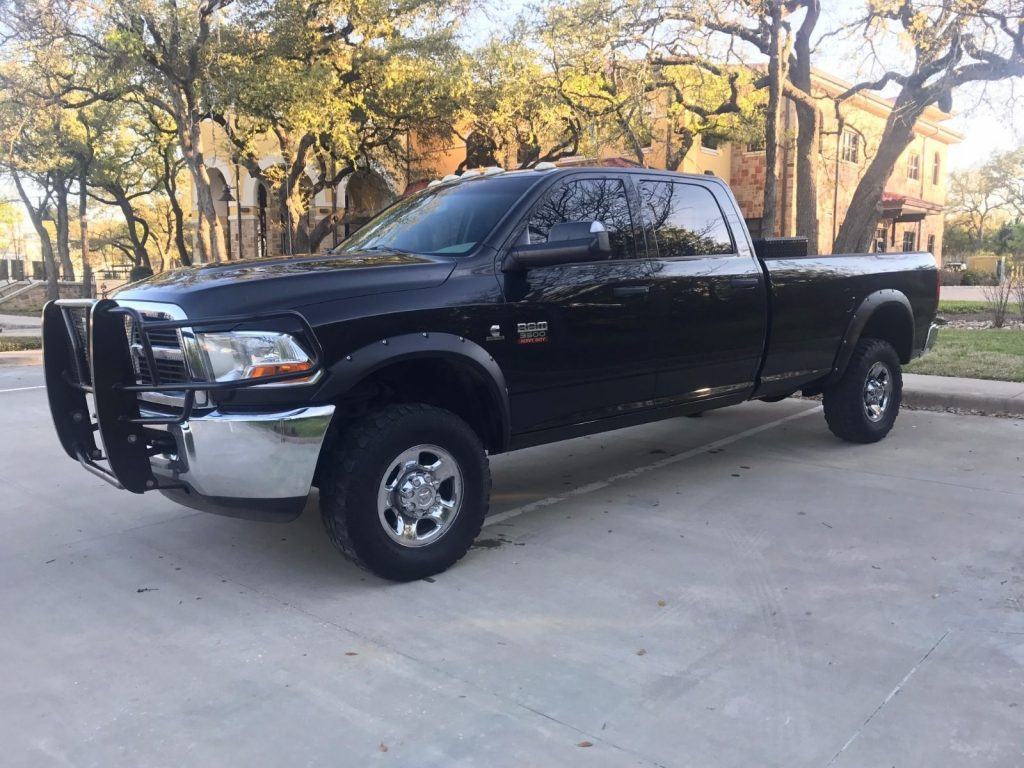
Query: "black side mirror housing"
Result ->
[[502, 221, 612, 272]]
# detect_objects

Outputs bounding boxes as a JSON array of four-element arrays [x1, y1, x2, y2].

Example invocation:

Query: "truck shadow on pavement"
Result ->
[[164, 405, 835, 592]]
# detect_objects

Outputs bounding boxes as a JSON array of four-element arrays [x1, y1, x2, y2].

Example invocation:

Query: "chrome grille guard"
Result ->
[[42, 298, 325, 493]]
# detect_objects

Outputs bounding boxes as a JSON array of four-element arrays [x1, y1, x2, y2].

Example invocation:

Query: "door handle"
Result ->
[[729, 277, 760, 290], [613, 285, 651, 298]]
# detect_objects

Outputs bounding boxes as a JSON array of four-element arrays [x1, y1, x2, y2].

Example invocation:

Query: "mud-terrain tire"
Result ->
[[320, 404, 490, 581], [823, 338, 902, 444]]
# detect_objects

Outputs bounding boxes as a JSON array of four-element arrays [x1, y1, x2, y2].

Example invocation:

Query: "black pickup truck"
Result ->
[[43, 166, 938, 580]]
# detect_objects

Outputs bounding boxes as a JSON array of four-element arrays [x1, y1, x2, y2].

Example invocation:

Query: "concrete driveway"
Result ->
[[2, 362, 1023, 767]]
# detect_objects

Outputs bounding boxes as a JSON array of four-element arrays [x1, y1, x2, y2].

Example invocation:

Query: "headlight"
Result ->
[[195, 331, 314, 383]]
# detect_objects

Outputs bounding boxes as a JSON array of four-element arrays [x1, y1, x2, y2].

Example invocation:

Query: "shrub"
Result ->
[[982, 279, 1015, 328], [939, 269, 964, 286], [961, 269, 998, 286]]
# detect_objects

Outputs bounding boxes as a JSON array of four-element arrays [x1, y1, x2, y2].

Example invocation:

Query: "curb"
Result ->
[[902, 374, 1024, 417]]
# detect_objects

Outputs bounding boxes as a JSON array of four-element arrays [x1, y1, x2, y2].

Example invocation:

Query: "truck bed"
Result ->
[[756, 250, 939, 397]]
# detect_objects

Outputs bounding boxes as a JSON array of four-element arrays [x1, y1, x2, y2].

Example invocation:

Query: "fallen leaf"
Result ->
[[379, 742, 388, 753], [345, 652, 358, 656], [657, 600, 666, 607], [577, 741, 593, 748], [636, 649, 647, 656]]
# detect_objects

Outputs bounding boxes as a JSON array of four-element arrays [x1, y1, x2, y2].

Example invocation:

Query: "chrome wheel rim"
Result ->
[[863, 361, 892, 422], [377, 445, 463, 548]]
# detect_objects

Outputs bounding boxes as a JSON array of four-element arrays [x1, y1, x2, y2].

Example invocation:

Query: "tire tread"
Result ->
[[823, 338, 902, 444], [320, 403, 489, 580]]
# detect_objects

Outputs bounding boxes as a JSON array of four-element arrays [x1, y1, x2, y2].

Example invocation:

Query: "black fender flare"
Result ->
[[313, 332, 511, 451], [825, 289, 914, 386]]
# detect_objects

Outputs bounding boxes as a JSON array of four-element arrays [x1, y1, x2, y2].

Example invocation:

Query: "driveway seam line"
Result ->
[[484, 405, 822, 528], [825, 629, 951, 766]]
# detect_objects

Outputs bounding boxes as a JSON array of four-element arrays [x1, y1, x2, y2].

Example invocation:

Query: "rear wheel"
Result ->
[[823, 338, 902, 443], [320, 404, 489, 581]]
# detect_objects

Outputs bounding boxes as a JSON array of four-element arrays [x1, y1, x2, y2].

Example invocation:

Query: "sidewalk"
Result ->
[[940, 286, 991, 302], [903, 373, 1024, 417], [0, 313, 42, 338], [0, 349, 42, 366]]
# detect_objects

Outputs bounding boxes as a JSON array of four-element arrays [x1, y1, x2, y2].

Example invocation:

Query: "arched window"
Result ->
[[208, 168, 232, 259]]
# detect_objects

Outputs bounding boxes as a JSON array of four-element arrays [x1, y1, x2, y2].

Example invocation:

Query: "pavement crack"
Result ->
[[825, 629, 950, 766]]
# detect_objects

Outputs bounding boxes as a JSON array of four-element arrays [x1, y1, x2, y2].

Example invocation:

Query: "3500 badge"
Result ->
[[516, 321, 548, 344]]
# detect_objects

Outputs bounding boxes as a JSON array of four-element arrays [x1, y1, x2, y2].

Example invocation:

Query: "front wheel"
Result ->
[[320, 404, 490, 581], [823, 338, 903, 444]]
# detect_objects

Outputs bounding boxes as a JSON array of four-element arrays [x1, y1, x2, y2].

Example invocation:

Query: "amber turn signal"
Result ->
[[247, 361, 314, 379]]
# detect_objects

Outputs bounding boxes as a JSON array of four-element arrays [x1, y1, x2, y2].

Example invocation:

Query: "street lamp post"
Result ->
[[219, 185, 235, 260]]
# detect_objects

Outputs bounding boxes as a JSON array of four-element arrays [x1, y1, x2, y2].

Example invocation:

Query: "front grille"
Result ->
[[126, 314, 191, 386], [66, 306, 92, 386]]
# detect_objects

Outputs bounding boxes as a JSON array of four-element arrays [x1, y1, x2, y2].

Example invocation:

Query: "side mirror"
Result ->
[[502, 221, 612, 272]]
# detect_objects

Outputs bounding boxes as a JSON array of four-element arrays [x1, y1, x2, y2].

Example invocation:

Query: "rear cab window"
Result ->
[[638, 180, 736, 258]]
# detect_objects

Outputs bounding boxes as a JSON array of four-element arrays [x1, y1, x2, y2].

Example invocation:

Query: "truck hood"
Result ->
[[112, 249, 457, 317]]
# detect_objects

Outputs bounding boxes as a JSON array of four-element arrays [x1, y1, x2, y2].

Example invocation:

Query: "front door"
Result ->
[[497, 175, 658, 434], [637, 178, 767, 404]]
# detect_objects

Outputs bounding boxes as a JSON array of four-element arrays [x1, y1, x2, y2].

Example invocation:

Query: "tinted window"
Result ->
[[340, 175, 538, 256], [526, 178, 636, 260], [639, 181, 734, 257]]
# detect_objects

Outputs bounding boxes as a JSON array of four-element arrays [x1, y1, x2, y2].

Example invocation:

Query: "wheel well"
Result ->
[[332, 357, 505, 453], [860, 304, 914, 363]]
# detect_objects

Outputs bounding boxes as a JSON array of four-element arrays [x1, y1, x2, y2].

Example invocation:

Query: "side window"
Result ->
[[638, 181, 734, 258], [526, 178, 636, 260]]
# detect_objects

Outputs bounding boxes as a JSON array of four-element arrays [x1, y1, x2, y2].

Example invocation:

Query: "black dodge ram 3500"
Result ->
[[43, 166, 938, 580]]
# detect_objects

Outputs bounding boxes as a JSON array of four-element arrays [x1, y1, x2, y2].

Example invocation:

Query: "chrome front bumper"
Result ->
[[147, 405, 335, 521]]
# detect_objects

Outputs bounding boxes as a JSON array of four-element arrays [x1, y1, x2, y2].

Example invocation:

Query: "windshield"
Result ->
[[339, 175, 540, 256]]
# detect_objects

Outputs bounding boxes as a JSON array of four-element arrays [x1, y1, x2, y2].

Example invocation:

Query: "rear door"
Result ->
[[638, 178, 767, 404], [499, 174, 658, 433]]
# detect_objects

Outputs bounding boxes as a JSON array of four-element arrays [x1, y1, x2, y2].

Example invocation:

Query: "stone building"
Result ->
[[194, 69, 960, 264], [720, 70, 961, 260]]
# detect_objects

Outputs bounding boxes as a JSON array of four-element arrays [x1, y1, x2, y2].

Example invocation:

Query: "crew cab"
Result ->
[[43, 166, 939, 580]]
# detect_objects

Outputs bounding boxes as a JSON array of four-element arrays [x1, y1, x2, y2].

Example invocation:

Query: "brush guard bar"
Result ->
[[43, 298, 325, 494]]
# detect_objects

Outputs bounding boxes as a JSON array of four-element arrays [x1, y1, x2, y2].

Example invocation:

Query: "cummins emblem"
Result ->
[[516, 321, 548, 345]]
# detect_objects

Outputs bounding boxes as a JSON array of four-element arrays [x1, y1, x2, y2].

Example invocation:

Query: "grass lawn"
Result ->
[[906, 328, 1024, 382], [938, 299, 1024, 317], [0, 336, 42, 353]]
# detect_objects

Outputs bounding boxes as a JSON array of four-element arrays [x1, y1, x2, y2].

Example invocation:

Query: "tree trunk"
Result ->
[[761, 2, 785, 238], [792, 100, 820, 253], [162, 146, 191, 267], [833, 90, 924, 253], [78, 164, 92, 298], [665, 132, 694, 172], [113, 194, 152, 269], [176, 105, 225, 264], [789, 0, 821, 254], [307, 212, 341, 252], [54, 178, 76, 281], [11, 173, 59, 300]]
